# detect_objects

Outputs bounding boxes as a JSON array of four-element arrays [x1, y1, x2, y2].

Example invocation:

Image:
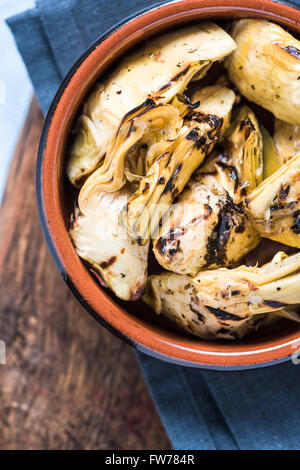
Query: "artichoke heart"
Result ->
[[152, 106, 261, 275], [226, 19, 300, 126], [274, 119, 300, 164], [79, 101, 181, 203], [247, 153, 300, 248], [70, 186, 149, 301], [191, 251, 300, 315], [67, 23, 236, 186], [121, 85, 236, 245], [143, 272, 279, 340]]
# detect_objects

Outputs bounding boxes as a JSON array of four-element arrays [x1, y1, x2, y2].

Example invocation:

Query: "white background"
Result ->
[[0, 0, 35, 203]]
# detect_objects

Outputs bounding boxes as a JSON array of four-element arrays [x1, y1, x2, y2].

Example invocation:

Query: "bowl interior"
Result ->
[[41, 0, 300, 367]]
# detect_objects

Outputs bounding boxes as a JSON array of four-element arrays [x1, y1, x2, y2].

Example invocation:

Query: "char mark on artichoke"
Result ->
[[247, 153, 300, 249]]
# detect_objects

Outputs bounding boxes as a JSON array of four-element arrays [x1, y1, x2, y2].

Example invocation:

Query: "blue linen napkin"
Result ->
[[7, 0, 300, 450]]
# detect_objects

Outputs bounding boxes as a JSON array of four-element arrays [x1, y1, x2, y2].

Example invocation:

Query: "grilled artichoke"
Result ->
[[70, 186, 148, 301], [143, 271, 299, 340], [78, 102, 182, 204], [226, 19, 300, 126], [152, 106, 261, 274], [247, 153, 300, 248], [274, 119, 300, 164], [67, 23, 236, 186], [67, 112, 103, 187], [222, 106, 263, 191], [121, 85, 236, 245], [191, 251, 300, 315], [67, 16, 300, 343]]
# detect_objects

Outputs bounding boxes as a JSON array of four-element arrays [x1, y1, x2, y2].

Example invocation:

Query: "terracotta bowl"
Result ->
[[37, 0, 300, 369]]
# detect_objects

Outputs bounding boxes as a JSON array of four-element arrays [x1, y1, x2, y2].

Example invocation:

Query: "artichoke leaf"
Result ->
[[274, 119, 300, 165], [121, 85, 236, 245], [191, 251, 300, 315], [143, 272, 277, 340], [78, 102, 181, 210], [68, 23, 236, 186], [152, 162, 260, 275], [247, 153, 300, 248], [67, 115, 102, 186], [272, 308, 300, 323], [261, 125, 282, 179], [70, 186, 149, 301], [226, 19, 300, 126]]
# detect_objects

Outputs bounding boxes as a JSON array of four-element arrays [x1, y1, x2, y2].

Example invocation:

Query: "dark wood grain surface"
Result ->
[[0, 98, 171, 450]]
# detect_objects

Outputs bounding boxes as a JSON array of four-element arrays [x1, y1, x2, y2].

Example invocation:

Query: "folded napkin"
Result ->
[[7, 0, 300, 450]]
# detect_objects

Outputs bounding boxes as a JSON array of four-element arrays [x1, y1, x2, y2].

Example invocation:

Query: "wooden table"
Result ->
[[0, 98, 171, 450]]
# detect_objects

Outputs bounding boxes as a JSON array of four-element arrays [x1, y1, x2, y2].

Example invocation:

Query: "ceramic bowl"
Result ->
[[37, 0, 300, 369]]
